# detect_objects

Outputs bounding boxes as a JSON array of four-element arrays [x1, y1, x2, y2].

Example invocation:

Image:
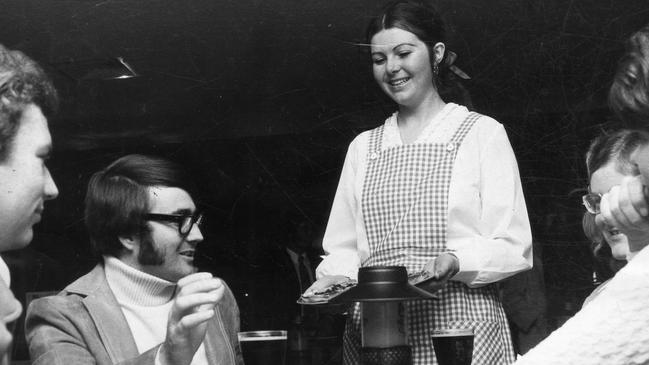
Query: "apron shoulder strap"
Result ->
[[367, 124, 384, 158], [449, 111, 481, 145]]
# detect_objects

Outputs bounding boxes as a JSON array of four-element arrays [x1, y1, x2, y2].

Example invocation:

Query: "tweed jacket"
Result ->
[[25, 263, 243, 365]]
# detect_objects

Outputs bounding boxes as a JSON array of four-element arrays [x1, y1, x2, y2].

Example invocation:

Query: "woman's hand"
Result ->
[[302, 275, 351, 297], [420, 253, 460, 292]]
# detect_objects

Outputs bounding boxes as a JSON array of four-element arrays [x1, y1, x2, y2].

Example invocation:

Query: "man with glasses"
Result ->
[[25, 154, 242, 365]]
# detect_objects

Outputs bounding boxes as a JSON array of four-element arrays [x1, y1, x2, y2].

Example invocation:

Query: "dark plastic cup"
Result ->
[[431, 328, 474, 365], [238, 330, 287, 365]]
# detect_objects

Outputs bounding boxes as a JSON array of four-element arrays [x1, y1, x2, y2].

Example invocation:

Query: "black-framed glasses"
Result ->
[[145, 212, 204, 236], [582, 193, 602, 215]]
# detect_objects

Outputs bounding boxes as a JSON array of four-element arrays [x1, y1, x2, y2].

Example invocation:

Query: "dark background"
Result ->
[[2, 0, 649, 360]]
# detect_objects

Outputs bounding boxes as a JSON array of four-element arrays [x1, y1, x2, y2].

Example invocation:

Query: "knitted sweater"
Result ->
[[514, 245, 649, 364]]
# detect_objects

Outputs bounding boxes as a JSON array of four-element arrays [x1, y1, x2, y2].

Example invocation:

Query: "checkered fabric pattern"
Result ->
[[343, 113, 515, 365]]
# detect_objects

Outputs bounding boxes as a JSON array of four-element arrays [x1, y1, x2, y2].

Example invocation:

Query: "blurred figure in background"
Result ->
[[0, 43, 59, 364]]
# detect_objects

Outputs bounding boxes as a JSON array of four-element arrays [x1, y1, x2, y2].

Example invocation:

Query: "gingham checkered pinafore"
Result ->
[[342, 113, 515, 365]]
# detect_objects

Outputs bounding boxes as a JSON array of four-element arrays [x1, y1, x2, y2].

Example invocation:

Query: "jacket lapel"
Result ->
[[204, 308, 237, 365], [66, 264, 140, 363]]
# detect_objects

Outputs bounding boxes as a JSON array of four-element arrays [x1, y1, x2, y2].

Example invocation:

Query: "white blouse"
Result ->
[[316, 103, 533, 287]]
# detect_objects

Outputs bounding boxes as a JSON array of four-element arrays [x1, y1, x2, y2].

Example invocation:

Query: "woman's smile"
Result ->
[[388, 77, 411, 87]]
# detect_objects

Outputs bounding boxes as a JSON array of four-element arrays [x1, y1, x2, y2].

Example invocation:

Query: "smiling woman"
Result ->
[[306, 1, 532, 364]]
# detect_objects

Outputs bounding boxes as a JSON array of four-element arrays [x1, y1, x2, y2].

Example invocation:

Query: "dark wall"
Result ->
[[2, 0, 649, 358]]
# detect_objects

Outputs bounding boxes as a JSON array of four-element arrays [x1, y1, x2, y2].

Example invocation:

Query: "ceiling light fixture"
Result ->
[[53, 56, 140, 81]]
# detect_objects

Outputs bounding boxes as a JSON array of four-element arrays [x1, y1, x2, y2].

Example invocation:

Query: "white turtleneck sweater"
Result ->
[[104, 256, 208, 365]]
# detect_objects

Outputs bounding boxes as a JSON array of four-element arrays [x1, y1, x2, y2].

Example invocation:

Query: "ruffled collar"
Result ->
[[383, 103, 460, 148]]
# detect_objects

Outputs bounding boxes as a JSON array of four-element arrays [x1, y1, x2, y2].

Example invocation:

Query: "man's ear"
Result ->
[[118, 235, 139, 253]]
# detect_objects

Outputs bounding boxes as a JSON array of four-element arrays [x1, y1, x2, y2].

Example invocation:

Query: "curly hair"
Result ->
[[0, 44, 58, 162], [609, 24, 649, 127]]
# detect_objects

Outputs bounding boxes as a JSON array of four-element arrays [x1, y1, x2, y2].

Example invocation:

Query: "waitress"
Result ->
[[304, 0, 532, 363]]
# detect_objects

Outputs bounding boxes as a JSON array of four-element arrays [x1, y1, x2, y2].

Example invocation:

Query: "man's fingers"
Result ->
[[175, 288, 223, 309], [177, 277, 222, 297], [177, 272, 214, 287], [174, 309, 216, 331]]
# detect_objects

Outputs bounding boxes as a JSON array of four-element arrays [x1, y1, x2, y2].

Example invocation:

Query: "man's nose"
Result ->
[[43, 168, 58, 201], [186, 222, 204, 242]]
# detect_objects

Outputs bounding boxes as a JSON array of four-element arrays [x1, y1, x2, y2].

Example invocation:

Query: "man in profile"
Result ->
[[0, 43, 60, 364], [26, 154, 242, 365]]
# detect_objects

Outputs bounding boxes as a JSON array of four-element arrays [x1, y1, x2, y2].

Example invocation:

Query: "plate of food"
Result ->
[[297, 279, 357, 305]]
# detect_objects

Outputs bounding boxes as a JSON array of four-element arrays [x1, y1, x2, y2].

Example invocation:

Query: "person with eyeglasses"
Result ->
[[596, 23, 649, 259], [579, 130, 647, 308], [25, 154, 242, 365], [513, 129, 649, 364], [581, 130, 649, 261]]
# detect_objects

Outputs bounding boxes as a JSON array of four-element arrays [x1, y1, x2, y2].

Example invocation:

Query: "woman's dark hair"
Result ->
[[84, 154, 197, 257], [585, 129, 649, 178], [609, 24, 649, 127], [365, 0, 471, 107], [0, 44, 59, 162]]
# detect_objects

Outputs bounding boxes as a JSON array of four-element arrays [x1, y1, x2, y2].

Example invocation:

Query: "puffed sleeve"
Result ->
[[316, 136, 363, 279], [448, 121, 533, 287]]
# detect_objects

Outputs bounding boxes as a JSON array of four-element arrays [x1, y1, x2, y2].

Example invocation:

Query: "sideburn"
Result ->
[[137, 232, 165, 266]]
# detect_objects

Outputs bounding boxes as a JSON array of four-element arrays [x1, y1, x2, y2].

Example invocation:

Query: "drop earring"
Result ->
[[433, 62, 439, 76]]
